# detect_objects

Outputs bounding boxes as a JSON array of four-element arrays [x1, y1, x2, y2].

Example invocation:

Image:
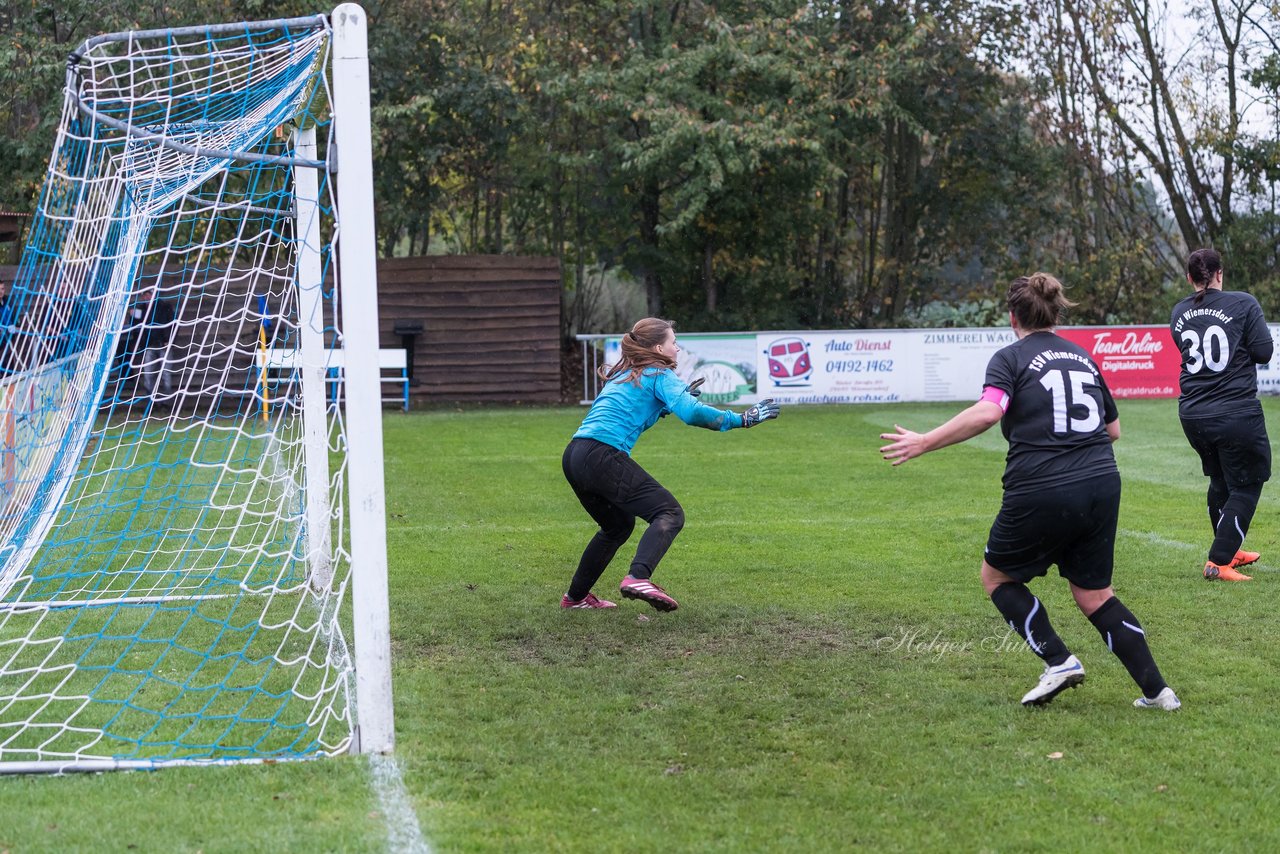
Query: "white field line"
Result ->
[[369, 753, 431, 853], [1119, 528, 1277, 572], [1119, 529, 1202, 553]]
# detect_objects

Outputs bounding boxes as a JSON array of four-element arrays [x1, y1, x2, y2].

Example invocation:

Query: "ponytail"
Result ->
[[599, 318, 676, 386], [1187, 248, 1222, 304]]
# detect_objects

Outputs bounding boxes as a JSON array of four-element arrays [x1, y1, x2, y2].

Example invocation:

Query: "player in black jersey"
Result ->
[[881, 273, 1180, 711], [1170, 248, 1273, 582]]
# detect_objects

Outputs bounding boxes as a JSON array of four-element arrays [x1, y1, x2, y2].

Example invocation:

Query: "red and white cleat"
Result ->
[[619, 575, 679, 612]]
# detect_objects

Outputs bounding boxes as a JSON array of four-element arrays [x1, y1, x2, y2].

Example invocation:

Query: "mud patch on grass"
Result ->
[[492, 608, 895, 667]]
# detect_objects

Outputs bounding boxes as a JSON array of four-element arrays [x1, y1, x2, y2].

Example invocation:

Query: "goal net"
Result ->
[[0, 5, 393, 772]]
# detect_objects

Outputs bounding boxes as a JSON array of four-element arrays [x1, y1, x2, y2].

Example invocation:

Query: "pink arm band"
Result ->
[[979, 385, 1010, 412]]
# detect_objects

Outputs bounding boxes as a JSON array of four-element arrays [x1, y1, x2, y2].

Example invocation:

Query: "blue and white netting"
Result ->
[[0, 13, 357, 770]]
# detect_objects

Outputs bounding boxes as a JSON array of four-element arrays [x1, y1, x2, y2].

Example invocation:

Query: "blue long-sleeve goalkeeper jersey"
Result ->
[[573, 367, 744, 454]]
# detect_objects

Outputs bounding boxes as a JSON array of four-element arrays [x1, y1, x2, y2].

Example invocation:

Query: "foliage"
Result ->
[[555, 1, 919, 327], [0, 0, 319, 212], [1221, 210, 1280, 315], [1, 1, 1277, 330], [898, 297, 1006, 328], [1039, 0, 1280, 292], [400, 0, 1233, 331]]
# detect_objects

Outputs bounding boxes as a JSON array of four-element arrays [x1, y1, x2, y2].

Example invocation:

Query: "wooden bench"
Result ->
[[264, 348, 410, 412]]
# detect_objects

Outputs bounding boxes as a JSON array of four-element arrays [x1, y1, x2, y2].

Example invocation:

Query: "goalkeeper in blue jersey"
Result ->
[[561, 317, 780, 611]]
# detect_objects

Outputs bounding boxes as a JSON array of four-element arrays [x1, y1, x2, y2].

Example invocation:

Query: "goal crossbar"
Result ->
[[69, 94, 333, 172]]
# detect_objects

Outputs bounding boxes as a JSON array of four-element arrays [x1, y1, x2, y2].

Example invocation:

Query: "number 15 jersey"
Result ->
[[1170, 289, 1273, 420], [984, 331, 1119, 495]]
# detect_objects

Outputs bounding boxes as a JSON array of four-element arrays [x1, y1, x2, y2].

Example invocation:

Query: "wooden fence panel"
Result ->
[[376, 255, 561, 403], [0, 255, 564, 405]]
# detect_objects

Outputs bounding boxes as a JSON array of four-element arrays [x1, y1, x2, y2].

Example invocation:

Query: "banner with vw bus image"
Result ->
[[754, 329, 1018, 404]]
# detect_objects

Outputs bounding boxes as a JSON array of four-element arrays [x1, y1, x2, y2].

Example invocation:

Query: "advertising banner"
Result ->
[[1257, 325, 1280, 396], [594, 324, 1280, 405], [1055, 325, 1180, 398], [604, 333, 760, 405], [754, 328, 1016, 404]]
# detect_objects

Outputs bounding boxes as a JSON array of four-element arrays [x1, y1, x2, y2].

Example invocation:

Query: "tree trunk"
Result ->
[[640, 179, 663, 316], [703, 236, 716, 315], [880, 118, 921, 324]]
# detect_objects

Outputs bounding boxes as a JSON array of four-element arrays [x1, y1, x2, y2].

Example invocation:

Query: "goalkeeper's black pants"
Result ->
[[562, 438, 684, 600]]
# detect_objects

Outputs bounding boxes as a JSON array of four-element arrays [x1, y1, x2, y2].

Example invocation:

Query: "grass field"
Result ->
[[4, 398, 1280, 852]]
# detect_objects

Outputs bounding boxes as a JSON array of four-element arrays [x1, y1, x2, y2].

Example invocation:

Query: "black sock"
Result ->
[[1208, 482, 1262, 566], [1087, 596, 1167, 698], [1207, 477, 1229, 531], [990, 583, 1071, 666]]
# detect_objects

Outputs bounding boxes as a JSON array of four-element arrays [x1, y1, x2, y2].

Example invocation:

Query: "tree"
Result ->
[[1059, 0, 1279, 257], [5, 1, 1274, 329], [0, 0, 319, 212], [824, 0, 1079, 327], [546, 0, 927, 324]]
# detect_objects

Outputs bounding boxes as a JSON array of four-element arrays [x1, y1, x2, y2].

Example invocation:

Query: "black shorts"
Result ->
[[1180, 410, 1271, 487], [984, 472, 1121, 590]]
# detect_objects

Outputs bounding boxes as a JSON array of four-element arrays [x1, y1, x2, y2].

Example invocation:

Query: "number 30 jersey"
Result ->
[[984, 331, 1119, 495], [1170, 289, 1273, 420]]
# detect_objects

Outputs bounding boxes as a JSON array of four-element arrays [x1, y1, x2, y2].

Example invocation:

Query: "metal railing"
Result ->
[[575, 334, 611, 404]]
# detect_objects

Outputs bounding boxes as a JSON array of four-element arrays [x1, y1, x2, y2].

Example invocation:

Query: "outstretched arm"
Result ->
[[657, 372, 778, 431], [879, 400, 1003, 466]]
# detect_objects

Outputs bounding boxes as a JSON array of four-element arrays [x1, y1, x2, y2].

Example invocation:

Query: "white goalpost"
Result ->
[[0, 4, 393, 772]]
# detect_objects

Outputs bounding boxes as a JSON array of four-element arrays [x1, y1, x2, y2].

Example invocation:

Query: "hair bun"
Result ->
[[1030, 272, 1059, 298]]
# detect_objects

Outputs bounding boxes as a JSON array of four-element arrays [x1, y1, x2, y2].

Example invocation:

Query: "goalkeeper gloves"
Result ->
[[686, 377, 705, 397], [741, 399, 780, 428]]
